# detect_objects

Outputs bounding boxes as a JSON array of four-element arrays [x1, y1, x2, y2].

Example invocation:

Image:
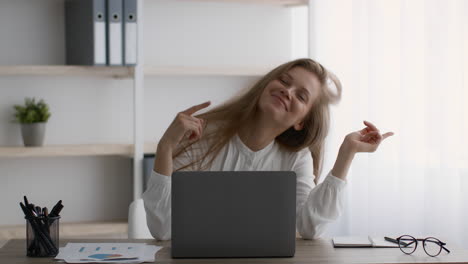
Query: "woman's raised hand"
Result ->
[[343, 120, 394, 154], [159, 101, 211, 152]]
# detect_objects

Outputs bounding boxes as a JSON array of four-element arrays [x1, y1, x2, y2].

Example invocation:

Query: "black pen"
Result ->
[[385, 236, 408, 247], [35, 206, 42, 217], [43, 207, 50, 234], [24, 195, 30, 207], [48, 200, 63, 226], [49, 200, 63, 217]]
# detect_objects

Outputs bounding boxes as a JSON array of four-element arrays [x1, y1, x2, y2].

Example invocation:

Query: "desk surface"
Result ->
[[1, 238, 467, 264]]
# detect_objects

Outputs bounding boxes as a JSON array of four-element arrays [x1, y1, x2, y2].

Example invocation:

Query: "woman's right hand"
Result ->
[[159, 101, 211, 152]]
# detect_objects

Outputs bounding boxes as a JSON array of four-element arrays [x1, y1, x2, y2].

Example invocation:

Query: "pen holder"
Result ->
[[25, 216, 60, 257]]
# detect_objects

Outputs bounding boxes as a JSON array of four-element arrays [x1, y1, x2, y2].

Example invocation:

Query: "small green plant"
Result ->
[[13, 97, 51, 124]]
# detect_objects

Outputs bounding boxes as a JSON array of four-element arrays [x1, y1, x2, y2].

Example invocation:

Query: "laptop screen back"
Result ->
[[171, 171, 296, 258]]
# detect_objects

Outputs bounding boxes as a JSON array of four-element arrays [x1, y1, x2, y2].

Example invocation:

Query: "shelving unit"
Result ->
[[1, 0, 307, 203]]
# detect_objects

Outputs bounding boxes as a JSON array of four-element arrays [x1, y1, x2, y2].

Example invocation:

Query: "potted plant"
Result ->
[[13, 97, 51, 147]]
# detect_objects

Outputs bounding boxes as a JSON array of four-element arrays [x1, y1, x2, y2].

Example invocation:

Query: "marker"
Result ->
[[50, 200, 63, 217], [35, 206, 42, 217], [24, 196, 30, 207]]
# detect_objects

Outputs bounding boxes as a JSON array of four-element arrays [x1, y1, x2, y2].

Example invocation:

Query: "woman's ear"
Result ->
[[293, 121, 304, 131]]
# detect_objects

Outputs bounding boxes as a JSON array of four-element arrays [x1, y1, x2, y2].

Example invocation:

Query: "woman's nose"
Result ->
[[280, 88, 291, 100]]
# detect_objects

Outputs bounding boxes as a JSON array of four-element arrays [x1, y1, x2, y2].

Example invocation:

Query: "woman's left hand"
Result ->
[[343, 120, 394, 154]]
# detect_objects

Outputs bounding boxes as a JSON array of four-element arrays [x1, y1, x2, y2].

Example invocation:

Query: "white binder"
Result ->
[[94, 1, 106, 65], [123, 0, 137, 65], [107, 0, 123, 65]]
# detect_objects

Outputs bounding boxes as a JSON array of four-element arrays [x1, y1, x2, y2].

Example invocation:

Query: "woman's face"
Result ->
[[258, 66, 321, 131]]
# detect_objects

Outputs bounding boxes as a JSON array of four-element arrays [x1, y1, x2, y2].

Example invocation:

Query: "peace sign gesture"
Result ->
[[344, 120, 394, 153], [159, 101, 211, 152]]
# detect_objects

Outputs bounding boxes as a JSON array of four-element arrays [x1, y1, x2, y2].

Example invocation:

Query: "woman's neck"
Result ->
[[237, 114, 285, 152]]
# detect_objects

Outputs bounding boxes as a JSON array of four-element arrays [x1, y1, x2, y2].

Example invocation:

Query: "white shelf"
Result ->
[[0, 142, 158, 158], [179, 0, 308, 7], [0, 221, 128, 241], [0, 65, 134, 79], [0, 65, 272, 77], [144, 65, 272, 76]]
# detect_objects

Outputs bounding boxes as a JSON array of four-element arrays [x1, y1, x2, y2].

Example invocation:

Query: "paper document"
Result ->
[[333, 236, 402, 248], [369, 236, 403, 248], [332, 236, 373, 247], [55, 243, 162, 263]]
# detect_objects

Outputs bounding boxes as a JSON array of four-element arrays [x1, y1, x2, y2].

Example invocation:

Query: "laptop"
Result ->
[[171, 171, 296, 258]]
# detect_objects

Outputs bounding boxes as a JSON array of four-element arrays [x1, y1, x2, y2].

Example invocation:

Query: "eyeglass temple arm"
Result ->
[[428, 240, 451, 253], [441, 244, 450, 253], [431, 240, 450, 253]]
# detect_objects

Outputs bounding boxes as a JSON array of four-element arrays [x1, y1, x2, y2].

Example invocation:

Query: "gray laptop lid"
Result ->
[[171, 171, 296, 258]]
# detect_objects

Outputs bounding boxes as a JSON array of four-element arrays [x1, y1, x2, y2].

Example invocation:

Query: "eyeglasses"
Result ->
[[396, 235, 450, 257]]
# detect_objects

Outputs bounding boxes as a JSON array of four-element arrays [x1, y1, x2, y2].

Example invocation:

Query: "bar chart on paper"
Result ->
[[54, 243, 162, 263]]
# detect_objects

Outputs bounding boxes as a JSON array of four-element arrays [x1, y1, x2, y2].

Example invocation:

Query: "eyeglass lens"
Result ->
[[398, 235, 417, 255], [423, 237, 443, 257]]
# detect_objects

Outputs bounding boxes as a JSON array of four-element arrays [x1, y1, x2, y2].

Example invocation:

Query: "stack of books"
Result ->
[[332, 236, 402, 248]]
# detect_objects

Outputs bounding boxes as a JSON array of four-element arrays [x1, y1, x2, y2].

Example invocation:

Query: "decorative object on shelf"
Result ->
[[13, 97, 51, 147]]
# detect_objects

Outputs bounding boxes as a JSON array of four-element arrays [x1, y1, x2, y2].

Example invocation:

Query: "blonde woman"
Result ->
[[142, 58, 394, 240]]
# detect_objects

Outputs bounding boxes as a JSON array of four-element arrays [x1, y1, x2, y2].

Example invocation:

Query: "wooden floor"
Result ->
[[0, 221, 128, 249]]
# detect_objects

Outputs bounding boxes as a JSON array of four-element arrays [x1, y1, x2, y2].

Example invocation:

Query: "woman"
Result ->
[[142, 58, 394, 240]]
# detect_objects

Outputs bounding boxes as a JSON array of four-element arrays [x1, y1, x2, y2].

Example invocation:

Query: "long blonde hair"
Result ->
[[174, 58, 342, 182]]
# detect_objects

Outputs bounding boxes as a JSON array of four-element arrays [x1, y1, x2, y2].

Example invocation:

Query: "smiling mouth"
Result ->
[[272, 95, 288, 111]]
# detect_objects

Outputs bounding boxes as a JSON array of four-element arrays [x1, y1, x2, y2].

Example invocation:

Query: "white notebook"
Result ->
[[332, 236, 400, 248]]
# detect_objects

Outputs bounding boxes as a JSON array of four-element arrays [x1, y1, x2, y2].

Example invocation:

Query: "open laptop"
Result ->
[[171, 171, 296, 258]]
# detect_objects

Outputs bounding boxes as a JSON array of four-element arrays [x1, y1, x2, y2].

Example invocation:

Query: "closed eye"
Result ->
[[298, 93, 307, 102]]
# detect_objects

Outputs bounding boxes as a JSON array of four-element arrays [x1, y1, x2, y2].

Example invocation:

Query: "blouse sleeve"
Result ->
[[293, 149, 347, 239], [142, 170, 172, 240], [141, 142, 197, 241]]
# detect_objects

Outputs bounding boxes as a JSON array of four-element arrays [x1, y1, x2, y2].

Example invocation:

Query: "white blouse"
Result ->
[[142, 134, 347, 241]]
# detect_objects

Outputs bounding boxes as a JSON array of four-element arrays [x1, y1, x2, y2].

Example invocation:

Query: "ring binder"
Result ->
[[123, 0, 137, 65], [107, 0, 123, 66], [65, 0, 107, 66]]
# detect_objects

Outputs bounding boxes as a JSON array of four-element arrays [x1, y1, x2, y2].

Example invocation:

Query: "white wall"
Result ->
[[0, 0, 292, 225]]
